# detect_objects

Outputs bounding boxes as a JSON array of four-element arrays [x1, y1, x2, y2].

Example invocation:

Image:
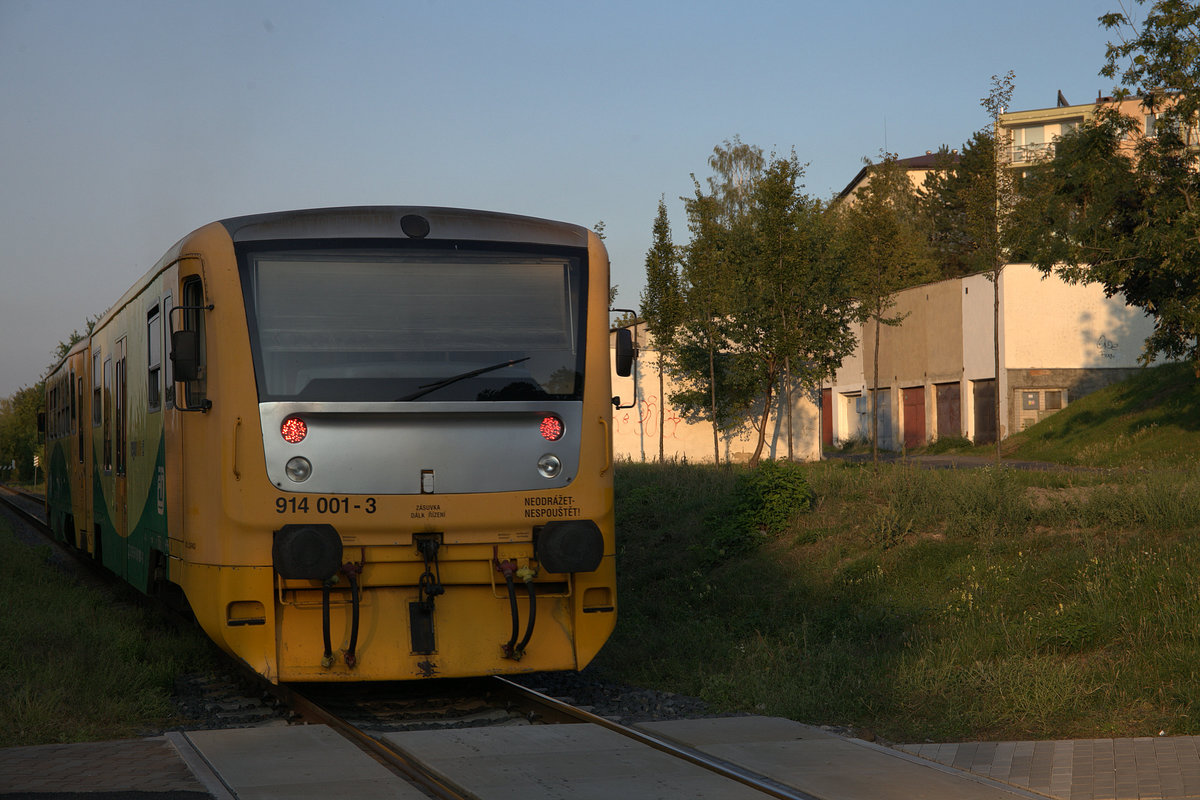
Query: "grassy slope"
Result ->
[[593, 363, 1200, 742], [0, 521, 216, 747], [1004, 362, 1200, 468]]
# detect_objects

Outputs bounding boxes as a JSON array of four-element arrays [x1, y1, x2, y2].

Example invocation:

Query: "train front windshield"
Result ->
[[240, 248, 586, 403]]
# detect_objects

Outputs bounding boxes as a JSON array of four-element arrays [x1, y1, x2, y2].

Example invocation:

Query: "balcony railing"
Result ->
[[1011, 141, 1055, 163]]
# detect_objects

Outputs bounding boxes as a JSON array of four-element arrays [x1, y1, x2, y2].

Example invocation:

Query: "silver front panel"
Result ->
[[260, 401, 583, 495]]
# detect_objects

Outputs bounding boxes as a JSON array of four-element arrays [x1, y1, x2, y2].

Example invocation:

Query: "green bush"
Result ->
[[700, 460, 815, 565]]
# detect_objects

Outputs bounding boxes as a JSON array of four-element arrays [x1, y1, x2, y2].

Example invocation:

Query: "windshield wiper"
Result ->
[[397, 357, 531, 402]]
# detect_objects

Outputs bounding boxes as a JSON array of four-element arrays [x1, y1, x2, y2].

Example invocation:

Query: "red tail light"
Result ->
[[539, 414, 564, 441], [281, 416, 308, 444]]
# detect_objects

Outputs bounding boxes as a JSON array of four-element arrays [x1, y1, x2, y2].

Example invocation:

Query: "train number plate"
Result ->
[[275, 497, 377, 514]]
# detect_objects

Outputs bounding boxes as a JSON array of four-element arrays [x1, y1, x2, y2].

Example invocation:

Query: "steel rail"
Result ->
[[274, 682, 473, 800], [492, 676, 825, 800], [0, 484, 50, 531]]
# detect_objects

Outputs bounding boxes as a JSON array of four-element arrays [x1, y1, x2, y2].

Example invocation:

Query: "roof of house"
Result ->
[[836, 150, 961, 201]]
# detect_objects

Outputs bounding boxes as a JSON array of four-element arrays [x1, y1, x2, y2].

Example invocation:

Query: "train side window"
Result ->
[[68, 369, 76, 435], [147, 306, 161, 412], [103, 356, 113, 472], [93, 350, 102, 428], [115, 338, 126, 476], [48, 383, 56, 439], [175, 277, 209, 410], [77, 375, 85, 462], [162, 292, 174, 409]]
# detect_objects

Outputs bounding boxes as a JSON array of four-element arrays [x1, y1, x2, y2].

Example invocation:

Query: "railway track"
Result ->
[[276, 677, 820, 800], [0, 485, 818, 799], [0, 483, 49, 528]]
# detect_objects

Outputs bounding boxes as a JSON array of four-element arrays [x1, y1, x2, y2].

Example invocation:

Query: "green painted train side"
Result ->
[[45, 270, 173, 595]]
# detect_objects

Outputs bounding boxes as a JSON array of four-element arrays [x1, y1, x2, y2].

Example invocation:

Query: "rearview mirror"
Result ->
[[170, 330, 201, 382], [615, 328, 634, 377]]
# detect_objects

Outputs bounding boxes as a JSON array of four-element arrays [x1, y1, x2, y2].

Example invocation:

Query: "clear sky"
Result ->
[[0, 0, 1120, 399]]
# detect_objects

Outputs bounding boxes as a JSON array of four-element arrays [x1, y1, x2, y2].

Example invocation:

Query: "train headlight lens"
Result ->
[[537, 454, 561, 478], [285, 456, 312, 482], [539, 414, 564, 441], [281, 416, 308, 444]]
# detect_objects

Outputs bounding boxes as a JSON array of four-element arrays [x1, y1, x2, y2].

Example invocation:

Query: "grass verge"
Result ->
[[594, 459, 1200, 742], [0, 516, 216, 747]]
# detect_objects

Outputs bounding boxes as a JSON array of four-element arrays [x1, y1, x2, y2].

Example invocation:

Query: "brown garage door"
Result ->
[[902, 386, 925, 450], [936, 383, 961, 439]]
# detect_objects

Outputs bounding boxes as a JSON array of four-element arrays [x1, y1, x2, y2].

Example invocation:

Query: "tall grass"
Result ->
[[597, 459, 1200, 742], [0, 518, 216, 747]]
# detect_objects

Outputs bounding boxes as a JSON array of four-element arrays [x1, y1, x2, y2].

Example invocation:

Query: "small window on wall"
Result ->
[[1045, 390, 1063, 410], [147, 306, 162, 412]]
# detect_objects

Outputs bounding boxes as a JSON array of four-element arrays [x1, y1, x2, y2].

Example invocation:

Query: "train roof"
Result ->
[[45, 336, 89, 379], [219, 206, 590, 248], [76, 205, 595, 361]]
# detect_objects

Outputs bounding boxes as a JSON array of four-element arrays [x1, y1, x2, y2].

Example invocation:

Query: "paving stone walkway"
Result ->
[[898, 737, 1200, 800], [0, 736, 209, 796]]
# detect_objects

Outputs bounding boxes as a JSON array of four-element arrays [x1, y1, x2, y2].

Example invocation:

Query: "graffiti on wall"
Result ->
[[613, 393, 682, 438], [1096, 335, 1119, 360]]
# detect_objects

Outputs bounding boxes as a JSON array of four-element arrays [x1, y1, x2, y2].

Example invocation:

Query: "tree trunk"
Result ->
[[656, 351, 665, 462], [872, 311, 882, 464], [748, 381, 775, 468], [784, 357, 794, 461], [708, 340, 720, 464]]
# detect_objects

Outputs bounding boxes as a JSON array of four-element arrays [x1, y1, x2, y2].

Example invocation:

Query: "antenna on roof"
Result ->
[[1057, 90, 1070, 107]]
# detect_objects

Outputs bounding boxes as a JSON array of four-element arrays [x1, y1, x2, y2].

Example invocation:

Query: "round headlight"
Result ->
[[285, 456, 312, 482], [537, 453, 561, 479]]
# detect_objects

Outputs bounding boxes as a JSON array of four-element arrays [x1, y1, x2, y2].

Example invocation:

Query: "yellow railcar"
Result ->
[[45, 206, 629, 681]]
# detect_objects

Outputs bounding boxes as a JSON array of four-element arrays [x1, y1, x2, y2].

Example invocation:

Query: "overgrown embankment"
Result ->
[[597, 460, 1200, 742], [594, 363, 1200, 742], [0, 520, 215, 747]]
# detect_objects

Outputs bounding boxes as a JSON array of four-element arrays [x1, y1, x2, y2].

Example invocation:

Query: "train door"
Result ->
[[113, 337, 128, 578], [163, 287, 184, 557], [76, 370, 88, 549], [92, 348, 103, 560]]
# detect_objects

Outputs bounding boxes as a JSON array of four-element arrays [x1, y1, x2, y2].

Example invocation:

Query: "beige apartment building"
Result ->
[[1000, 89, 1197, 168]]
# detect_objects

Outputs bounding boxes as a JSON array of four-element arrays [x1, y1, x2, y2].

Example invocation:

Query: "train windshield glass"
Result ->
[[242, 249, 584, 402]]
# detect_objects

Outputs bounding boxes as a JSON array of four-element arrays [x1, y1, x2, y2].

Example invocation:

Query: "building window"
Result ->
[[1044, 390, 1063, 410], [1012, 125, 1047, 162]]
